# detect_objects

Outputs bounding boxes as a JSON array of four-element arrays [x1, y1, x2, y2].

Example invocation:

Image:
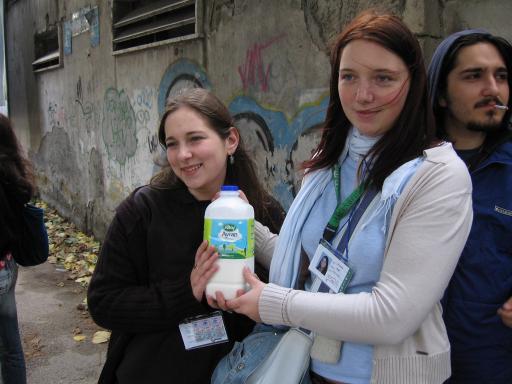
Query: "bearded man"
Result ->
[[428, 30, 512, 383]]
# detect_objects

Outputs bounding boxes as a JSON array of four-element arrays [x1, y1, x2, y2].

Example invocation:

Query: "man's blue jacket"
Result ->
[[442, 137, 512, 383]]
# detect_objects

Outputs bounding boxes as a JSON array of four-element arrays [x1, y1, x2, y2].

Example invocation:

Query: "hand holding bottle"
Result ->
[[190, 240, 219, 302]]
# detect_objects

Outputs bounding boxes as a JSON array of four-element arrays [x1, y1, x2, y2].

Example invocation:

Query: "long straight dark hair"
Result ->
[[0, 113, 34, 201], [0, 113, 35, 253], [303, 10, 436, 189], [151, 88, 282, 229]]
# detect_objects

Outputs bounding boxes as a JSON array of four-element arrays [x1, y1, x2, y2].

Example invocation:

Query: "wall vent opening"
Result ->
[[33, 26, 61, 73], [112, 0, 198, 53]]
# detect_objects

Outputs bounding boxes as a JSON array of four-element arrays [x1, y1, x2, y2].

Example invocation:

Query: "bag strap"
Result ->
[[295, 188, 379, 336], [317, 187, 378, 294], [335, 187, 379, 256]]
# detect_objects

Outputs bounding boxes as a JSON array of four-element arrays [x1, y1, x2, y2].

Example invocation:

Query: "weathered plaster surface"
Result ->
[[6, 0, 508, 238]]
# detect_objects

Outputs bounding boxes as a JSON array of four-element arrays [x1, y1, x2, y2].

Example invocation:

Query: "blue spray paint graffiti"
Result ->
[[156, 59, 328, 210], [229, 96, 327, 149], [158, 59, 211, 117], [229, 96, 328, 208]]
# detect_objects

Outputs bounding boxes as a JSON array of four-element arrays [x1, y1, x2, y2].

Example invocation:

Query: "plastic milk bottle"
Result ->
[[204, 185, 254, 300]]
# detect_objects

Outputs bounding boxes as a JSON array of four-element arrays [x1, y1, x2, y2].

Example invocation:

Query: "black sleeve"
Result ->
[[87, 195, 209, 333], [0, 182, 23, 258]]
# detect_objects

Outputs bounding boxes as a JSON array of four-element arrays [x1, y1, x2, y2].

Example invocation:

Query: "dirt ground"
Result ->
[[16, 262, 107, 383]]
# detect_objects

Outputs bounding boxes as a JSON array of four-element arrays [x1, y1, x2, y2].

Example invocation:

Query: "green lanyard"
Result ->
[[323, 164, 365, 242]]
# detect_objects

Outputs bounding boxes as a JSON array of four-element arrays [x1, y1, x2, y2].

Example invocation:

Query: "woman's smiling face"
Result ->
[[164, 106, 238, 200], [338, 39, 410, 137]]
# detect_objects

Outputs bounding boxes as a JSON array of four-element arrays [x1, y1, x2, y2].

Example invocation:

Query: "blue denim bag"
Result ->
[[212, 324, 284, 384], [211, 324, 312, 384]]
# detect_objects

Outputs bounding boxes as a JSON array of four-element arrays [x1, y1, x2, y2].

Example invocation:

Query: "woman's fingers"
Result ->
[[191, 263, 218, 302], [195, 239, 209, 257], [242, 267, 261, 286], [193, 245, 217, 277], [191, 243, 219, 302], [224, 268, 264, 322], [199, 259, 219, 281], [198, 251, 219, 274], [206, 295, 217, 308], [194, 240, 209, 267], [215, 291, 230, 311], [192, 252, 218, 287], [205, 292, 229, 311]]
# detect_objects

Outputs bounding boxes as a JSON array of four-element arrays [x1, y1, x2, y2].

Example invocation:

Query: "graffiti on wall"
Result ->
[[157, 59, 327, 209], [158, 58, 211, 117], [135, 87, 154, 110], [58, 77, 100, 137], [74, 99, 97, 132], [154, 59, 212, 172], [48, 102, 64, 130], [74, 78, 98, 133], [229, 96, 327, 208], [238, 33, 286, 93], [101, 88, 137, 165], [132, 87, 158, 155], [135, 91, 152, 143], [133, 88, 152, 128]]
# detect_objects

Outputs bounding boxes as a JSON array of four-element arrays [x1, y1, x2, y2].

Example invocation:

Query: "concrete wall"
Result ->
[[5, 0, 511, 239]]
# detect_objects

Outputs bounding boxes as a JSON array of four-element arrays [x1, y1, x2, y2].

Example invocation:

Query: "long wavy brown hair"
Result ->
[[151, 88, 283, 231], [303, 9, 436, 189]]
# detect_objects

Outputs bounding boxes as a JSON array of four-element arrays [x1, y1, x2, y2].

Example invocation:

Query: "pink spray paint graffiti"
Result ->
[[238, 33, 286, 93]]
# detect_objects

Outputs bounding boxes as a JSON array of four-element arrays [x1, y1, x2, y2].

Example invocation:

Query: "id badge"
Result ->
[[308, 239, 354, 293], [179, 311, 229, 350]]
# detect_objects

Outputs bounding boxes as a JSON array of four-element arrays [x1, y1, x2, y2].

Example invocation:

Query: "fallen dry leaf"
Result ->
[[73, 335, 86, 342], [75, 276, 91, 286], [92, 331, 111, 344], [34, 200, 101, 311], [35, 200, 100, 290]]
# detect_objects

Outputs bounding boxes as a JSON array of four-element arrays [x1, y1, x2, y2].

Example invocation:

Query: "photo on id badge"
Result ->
[[309, 240, 353, 293]]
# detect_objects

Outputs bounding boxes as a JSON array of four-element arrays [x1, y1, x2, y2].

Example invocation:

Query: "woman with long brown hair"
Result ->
[[213, 10, 473, 383], [88, 88, 284, 384], [0, 113, 35, 384]]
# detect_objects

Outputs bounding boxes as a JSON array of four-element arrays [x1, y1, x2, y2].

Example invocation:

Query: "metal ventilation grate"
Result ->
[[32, 26, 62, 73], [112, 0, 197, 53]]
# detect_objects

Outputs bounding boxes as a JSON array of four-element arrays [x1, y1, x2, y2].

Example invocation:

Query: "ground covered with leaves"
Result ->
[[36, 201, 99, 291], [34, 200, 110, 345]]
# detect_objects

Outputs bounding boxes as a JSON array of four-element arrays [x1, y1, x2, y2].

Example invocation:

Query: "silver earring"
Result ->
[[229, 154, 234, 165]]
